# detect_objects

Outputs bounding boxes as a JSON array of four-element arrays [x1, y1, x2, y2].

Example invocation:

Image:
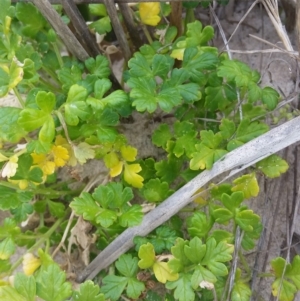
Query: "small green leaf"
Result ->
[[272, 278, 297, 301], [285, 255, 300, 289], [219, 119, 236, 139], [16, 2, 46, 37], [205, 85, 235, 111], [93, 182, 133, 209], [165, 274, 195, 301], [155, 156, 183, 183], [187, 211, 212, 238], [184, 237, 206, 264], [89, 4, 107, 16], [47, 200, 65, 218], [101, 275, 127, 301], [221, 191, 244, 212], [152, 124, 172, 149], [14, 273, 36, 301], [235, 209, 260, 232], [64, 85, 90, 126], [140, 178, 172, 203], [256, 155, 289, 178], [0, 286, 27, 301], [0, 186, 20, 210], [36, 264, 72, 301], [235, 118, 269, 144], [138, 243, 156, 269], [116, 254, 139, 277], [217, 60, 254, 87], [0, 107, 26, 143], [185, 21, 214, 47], [57, 65, 82, 92], [89, 16, 111, 35], [232, 281, 252, 301], [201, 238, 234, 276], [119, 205, 143, 227], [85, 55, 110, 78], [0, 237, 15, 260], [70, 192, 100, 221], [190, 133, 228, 170], [191, 266, 217, 289], [36, 91, 56, 113], [126, 278, 145, 299], [261, 86, 280, 110], [11, 154, 43, 183], [73, 280, 105, 301], [231, 173, 259, 199]]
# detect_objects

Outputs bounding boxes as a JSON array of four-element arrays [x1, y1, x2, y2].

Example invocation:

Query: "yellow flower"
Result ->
[[55, 135, 77, 166], [31, 153, 56, 175], [31, 143, 69, 176], [23, 253, 41, 276], [51, 145, 69, 167]]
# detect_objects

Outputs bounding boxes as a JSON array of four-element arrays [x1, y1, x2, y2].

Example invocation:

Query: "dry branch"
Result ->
[[78, 114, 300, 282]]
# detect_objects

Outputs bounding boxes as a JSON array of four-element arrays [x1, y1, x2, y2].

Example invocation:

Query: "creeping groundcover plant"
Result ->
[[0, 1, 299, 301]]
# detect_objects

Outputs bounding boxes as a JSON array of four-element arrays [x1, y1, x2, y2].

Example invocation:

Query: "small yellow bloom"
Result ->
[[23, 253, 41, 276], [55, 135, 76, 166], [31, 143, 69, 176], [51, 145, 69, 167]]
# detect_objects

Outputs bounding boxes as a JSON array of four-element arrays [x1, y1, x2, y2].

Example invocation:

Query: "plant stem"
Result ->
[[141, 24, 153, 44], [13, 87, 25, 108], [10, 217, 64, 273], [52, 42, 64, 68], [55, 110, 73, 146], [238, 249, 252, 281]]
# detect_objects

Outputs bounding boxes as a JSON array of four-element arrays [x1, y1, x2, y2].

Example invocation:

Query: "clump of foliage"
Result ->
[[0, 1, 298, 301]]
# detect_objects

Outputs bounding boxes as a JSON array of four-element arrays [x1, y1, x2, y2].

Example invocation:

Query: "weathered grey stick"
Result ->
[[77, 115, 300, 282], [61, 0, 101, 57], [31, 0, 89, 61], [103, 0, 131, 62]]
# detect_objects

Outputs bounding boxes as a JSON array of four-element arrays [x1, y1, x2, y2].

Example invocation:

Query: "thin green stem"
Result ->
[[10, 217, 64, 273], [13, 87, 25, 108], [55, 110, 73, 145], [0, 180, 80, 197], [238, 250, 251, 281], [141, 24, 153, 44], [41, 66, 60, 85], [52, 42, 64, 68]]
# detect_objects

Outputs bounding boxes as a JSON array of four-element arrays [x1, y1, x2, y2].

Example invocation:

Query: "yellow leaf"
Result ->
[[23, 253, 41, 276], [121, 145, 137, 162], [104, 152, 120, 168], [110, 161, 124, 177], [73, 142, 95, 164], [139, 3, 161, 26], [231, 173, 259, 199], [193, 190, 208, 205], [124, 163, 144, 188], [153, 261, 179, 284], [170, 48, 185, 61], [9, 179, 29, 190]]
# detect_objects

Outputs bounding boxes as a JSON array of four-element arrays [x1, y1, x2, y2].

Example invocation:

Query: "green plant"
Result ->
[[0, 1, 298, 301]]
